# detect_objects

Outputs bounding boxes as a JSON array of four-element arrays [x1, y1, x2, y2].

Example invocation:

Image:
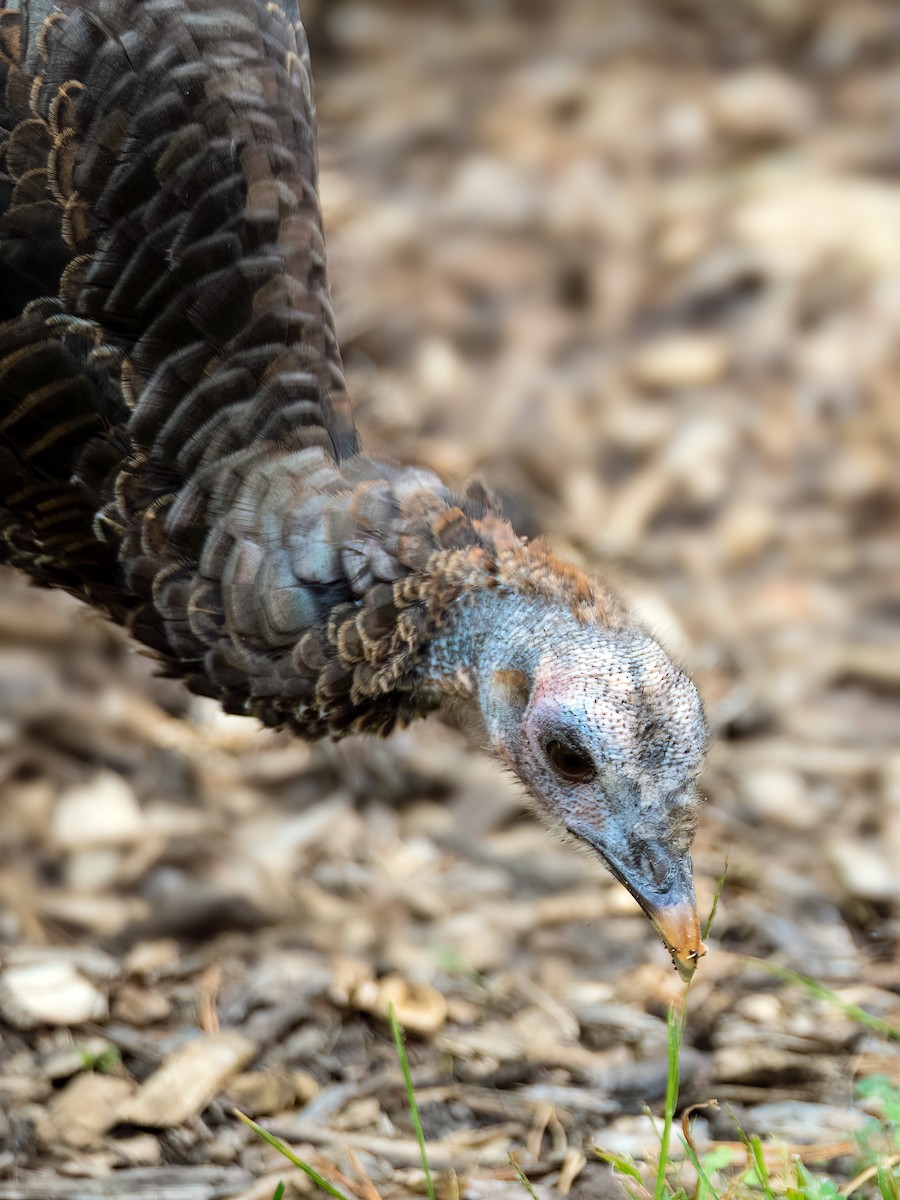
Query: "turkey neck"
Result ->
[[415, 591, 586, 729], [131, 432, 627, 742]]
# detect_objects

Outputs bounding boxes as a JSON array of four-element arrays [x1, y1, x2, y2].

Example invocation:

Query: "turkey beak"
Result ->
[[571, 823, 706, 981], [642, 891, 705, 982], [613, 848, 704, 981]]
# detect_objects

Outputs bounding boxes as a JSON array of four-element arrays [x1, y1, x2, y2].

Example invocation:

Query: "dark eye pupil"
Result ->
[[545, 739, 594, 782]]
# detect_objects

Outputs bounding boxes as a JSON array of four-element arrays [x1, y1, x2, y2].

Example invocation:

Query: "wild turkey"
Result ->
[[0, 0, 709, 977]]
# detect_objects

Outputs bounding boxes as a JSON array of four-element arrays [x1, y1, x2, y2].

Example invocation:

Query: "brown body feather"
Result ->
[[0, 0, 615, 738]]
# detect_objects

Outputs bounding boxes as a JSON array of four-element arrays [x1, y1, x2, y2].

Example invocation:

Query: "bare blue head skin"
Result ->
[[420, 593, 709, 979]]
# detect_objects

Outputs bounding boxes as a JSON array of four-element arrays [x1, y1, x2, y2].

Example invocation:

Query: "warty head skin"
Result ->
[[420, 591, 710, 980]]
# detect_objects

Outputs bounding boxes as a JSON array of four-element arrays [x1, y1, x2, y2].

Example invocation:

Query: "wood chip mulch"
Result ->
[[2, 2, 899, 1197]]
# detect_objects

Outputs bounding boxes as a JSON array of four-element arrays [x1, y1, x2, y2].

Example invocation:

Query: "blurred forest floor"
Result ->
[[2, 1, 900, 1197]]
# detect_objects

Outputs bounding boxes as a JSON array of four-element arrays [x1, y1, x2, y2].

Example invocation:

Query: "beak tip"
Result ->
[[672, 939, 707, 982], [649, 898, 706, 982]]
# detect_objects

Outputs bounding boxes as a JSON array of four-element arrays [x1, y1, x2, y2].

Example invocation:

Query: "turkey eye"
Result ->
[[544, 739, 595, 782]]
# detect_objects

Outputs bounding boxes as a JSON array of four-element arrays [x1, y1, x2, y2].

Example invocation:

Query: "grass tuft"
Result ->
[[594, 865, 900, 1200], [239, 862, 900, 1200], [596, 990, 900, 1200]]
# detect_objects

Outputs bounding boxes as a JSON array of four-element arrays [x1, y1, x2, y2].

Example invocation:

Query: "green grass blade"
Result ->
[[653, 1004, 684, 1200], [233, 1110, 352, 1200], [794, 1159, 842, 1200], [594, 1148, 647, 1185], [747, 1135, 775, 1200], [703, 855, 729, 941], [594, 1150, 651, 1200], [877, 1165, 900, 1200], [389, 1003, 436, 1200], [271, 1184, 286, 1200], [745, 959, 900, 1041], [511, 1157, 541, 1200], [678, 1134, 720, 1200]]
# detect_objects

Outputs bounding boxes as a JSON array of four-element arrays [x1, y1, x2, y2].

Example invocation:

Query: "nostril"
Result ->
[[642, 846, 672, 892]]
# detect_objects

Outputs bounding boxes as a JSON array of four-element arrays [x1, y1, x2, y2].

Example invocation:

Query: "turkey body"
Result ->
[[0, 0, 710, 976]]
